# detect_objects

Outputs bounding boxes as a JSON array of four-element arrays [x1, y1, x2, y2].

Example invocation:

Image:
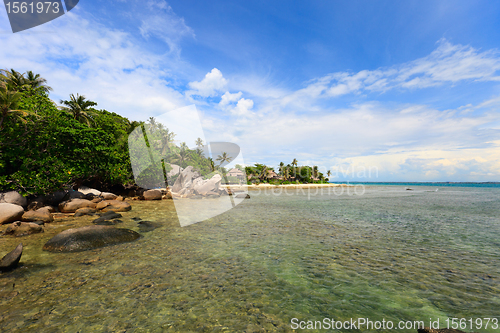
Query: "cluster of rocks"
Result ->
[[0, 189, 139, 271]]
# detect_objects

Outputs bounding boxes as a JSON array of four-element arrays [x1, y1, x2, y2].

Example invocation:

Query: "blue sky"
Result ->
[[1, 0, 500, 181]]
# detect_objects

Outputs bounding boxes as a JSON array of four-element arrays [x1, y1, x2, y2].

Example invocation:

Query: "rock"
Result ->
[[22, 209, 54, 223], [101, 192, 118, 200], [94, 219, 122, 226], [205, 191, 220, 198], [3, 221, 44, 236], [142, 189, 162, 200], [195, 174, 222, 195], [35, 190, 67, 207], [74, 207, 98, 217], [116, 196, 124, 201], [59, 199, 97, 213], [166, 164, 183, 179], [91, 197, 103, 203], [161, 193, 172, 200], [38, 206, 55, 213], [78, 187, 101, 196], [235, 193, 250, 199], [42, 226, 141, 252], [96, 200, 131, 212], [131, 217, 142, 221], [189, 195, 203, 199], [0, 243, 23, 272], [137, 221, 162, 232], [68, 190, 86, 199], [0, 191, 27, 207], [92, 211, 122, 224], [0, 203, 25, 225]]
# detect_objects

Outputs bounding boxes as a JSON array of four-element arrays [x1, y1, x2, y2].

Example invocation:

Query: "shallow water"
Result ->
[[1, 186, 499, 332]]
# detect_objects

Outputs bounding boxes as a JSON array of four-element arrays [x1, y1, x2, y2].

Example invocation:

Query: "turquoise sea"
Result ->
[[1, 185, 499, 332]]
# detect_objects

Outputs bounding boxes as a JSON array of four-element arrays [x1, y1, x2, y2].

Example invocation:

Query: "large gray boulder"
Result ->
[[143, 189, 162, 200], [0, 243, 23, 272], [0, 203, 25, 225], [43, 226, 141, 252], [166, 164, 182, 178], [195, 174, 222, 195], [0, 191, 27, 207], [59, 199, 97, 213], [3, 221, 44, 236]]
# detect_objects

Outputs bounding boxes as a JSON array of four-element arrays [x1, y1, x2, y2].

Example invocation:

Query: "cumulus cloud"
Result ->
[[232, 98, 254, 116], [187, 68, 228, 97], [219, 91, 242, 107]]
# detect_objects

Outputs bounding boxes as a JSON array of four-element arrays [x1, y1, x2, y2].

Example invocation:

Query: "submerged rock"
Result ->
[[137, 220, 163, 232], [235, 193, 251, 199], [0, 243, 23, 272], [3, 221, 44, 236], [43, 225, 141, 252], [92, 211, 122, 224], [0, 203, 25, 224]]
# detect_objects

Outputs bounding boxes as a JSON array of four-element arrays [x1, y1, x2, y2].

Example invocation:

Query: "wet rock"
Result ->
[[59, 199, 97, 213], [96, 200, 131, 212], [74, 207, 99, 217], [0, 203, 25, 224], [3, 221, 44, 236], [22, 209, 54, 223], [101, 192, 118, 200], [34, 190, 67, 206], [131, 217, 142, 221], [0, 191, 27, 207], [142, 189, 162, 200], [137, 221, 162, 232], [43, 225, 141, 252], [67, 190, 86, 199], [95, 219, 123, 226], [235, 193, 251, 199], [0, 243, 23, 272], [92, 211, 122, 224]]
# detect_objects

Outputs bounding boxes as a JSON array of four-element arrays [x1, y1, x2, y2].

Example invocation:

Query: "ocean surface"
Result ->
[[1, 185, 499, 332]]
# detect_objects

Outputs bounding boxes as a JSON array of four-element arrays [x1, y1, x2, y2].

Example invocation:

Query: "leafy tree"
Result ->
[[59, 93, 98, 126]]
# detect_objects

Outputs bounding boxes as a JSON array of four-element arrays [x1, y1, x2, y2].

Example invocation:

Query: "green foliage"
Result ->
[[0, 88, 133, 196]]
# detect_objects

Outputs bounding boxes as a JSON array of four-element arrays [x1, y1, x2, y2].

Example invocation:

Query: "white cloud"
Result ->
[[139, 1, 195, 54], [0, 7, 191, 120], [219, 91, 242, 107], [288, 39, 500, 99], [232, 98, 254, 116], [187, 68, 228, 97]]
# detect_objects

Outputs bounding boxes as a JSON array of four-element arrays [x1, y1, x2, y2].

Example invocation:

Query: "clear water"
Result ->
[[1, 186, 499, 332]]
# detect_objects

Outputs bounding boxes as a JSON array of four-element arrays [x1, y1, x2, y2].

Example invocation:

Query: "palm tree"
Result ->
[[216, 152, 233, 167], [195, 137, 203, 148], [173, 146, 190, 169], [279, 162, 285, 176], [24, 71, 52, 93], [0, 69, 28, 91], [160, 128, 175, 155], [291, 158, 298, 167], [207, 157, 215, 171], [327, 170, 331, 178], [59, 93, 97, 126], [0, 84, 36, 130]]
